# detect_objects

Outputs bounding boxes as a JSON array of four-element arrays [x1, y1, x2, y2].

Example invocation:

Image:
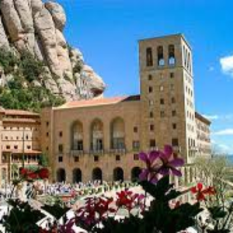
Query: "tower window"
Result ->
[[133, 127, 138, 133], [150, 124, 154, 131], [157, 46, 165, 66], [133, 154, 139, 160], [148, 74, 153, 81], [172, 138, 179, 147], [150, 139, 156, 148], [168, 45, 176, 65], [94, 156, 99, 162], [58, 156, 63, 162], [116, 155, 120, 161], [149, 86, 153, 93], [170, 72, 174, 78], [172, 123, 177, 129], [149, 100, 154, 106], [160, 99, 164, 105], [149, 111, 154, 118], [146, 47, 153, 67], [58, 144, 63, 153], [172, 110, 177, 117], [160, 85, 164, 91], [59, 131, 63, 137], [74, 156, 79, 162]]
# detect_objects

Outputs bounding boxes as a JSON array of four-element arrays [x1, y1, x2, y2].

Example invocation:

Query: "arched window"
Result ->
[[168, 45, 176, 65], [92, 167, 102, 181], [113, 167, 124, 181], [131, 167, 141, 182], [146, 47, 153, 67], [187, 52, 191, 72], [71, 121, 83, 150], [73, 168, 82, 183], [57, 168, 66, 182], [110, 118, 125, 150], [90, 119, 104, 151], [157, 46, 165, 66]]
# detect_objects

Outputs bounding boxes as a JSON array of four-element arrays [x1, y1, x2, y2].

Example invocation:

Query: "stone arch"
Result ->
[[146, 47, 153, 66], [92, 167, 102, 181], [110, 117, 125, 149], [168, 44, 175, 65], [73, 168, 82, 183], [71, 120, 83, 150], [57, 168, 66, 182], [90, 119, 104, 151], [131, 167, 141, 182], [157, 46, 164, 66], [113, 167, 124, 181]]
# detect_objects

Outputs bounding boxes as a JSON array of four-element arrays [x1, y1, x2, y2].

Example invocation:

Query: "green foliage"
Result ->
[[2, 199, 45, 233], [0, 48, 19, 74], [0, 49, 65, 111], [19, 51, 45, 83], [38, 153, 49, 167]]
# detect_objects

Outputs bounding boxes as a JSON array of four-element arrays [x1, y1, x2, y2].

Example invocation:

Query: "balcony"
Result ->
[[70, 150, 84, 156]]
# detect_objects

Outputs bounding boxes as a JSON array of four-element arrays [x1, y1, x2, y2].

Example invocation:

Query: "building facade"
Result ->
[[0, 109, 41, 184], [40, 34, 211, 183], [0, 34, 211, 185]]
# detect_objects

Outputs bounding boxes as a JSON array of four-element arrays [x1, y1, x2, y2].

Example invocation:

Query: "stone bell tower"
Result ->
[[139, 34, 196, 163]]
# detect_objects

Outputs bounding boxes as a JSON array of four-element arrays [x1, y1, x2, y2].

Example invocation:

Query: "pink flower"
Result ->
[[158, 145, 184, 177], [139, 151, 160, 183]]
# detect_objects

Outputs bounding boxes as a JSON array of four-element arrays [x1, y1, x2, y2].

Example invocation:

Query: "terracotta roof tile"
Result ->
[[4, 109, 39, 116], [58, 95, 140, 109]]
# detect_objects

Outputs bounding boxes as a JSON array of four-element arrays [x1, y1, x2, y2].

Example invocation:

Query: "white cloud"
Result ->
[[213, 129, 233, 136], [220, 55, 233, 77], [211, 141, 232, 154], [203, 114, 233, 121], [203, 115, 219, 120]]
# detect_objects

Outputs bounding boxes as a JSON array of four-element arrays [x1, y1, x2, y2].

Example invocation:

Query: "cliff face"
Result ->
[[0, 0, 105, 101]]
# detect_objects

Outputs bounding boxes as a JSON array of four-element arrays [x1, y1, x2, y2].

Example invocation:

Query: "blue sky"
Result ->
[[55, 0, 233, 154]]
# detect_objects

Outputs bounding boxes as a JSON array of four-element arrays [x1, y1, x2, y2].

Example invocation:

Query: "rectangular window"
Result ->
[[58, 144, 63, 153], [150, 124, 154, 131], [59, 131, 63, 137], [94, 155, 99, 162], [150, 111, 154, 118], [74, 156, 79, 162], [170, 72, 174, 78], [172, 110, 176, 116], [172, 138, 179, 147], [160, 99, 164, 105], [160, 111, 165, 118], [171, 97, 176, 104], [132, 141, 140, 150], [46, 132, 49, 137], [58, 156, 63, 162], [172, 123, 177, 130], [116, 155, 120, 161], [150, 139, 156, 148], [149, 86, 153, 93], [133, 127, 138, 133], [46, 122, 49, 127], [134, 154, 139, 160]]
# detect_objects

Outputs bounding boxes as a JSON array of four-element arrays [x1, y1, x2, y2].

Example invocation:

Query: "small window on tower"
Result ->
[[148, 75, 153, 81], [157, 46, 165, 66], [149, 111, 154, 118], [160, 99, 164, 105], [149, 86, 153, 93], [150, 139, 156, 148], [146, 48, 153, 67], [168, 45, 176, 65]]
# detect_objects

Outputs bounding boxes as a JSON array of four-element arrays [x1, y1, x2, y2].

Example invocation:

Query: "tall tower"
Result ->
[[139, 34, 196, 163]]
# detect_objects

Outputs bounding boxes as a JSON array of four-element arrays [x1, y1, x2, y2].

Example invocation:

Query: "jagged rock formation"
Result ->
[[0, 0, 105, 101]]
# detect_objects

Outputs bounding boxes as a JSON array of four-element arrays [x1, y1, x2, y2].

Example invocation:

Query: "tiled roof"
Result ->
[[3, 118, 40, 123], [4, 109, 39, 117], [58, 95, 140, 109]]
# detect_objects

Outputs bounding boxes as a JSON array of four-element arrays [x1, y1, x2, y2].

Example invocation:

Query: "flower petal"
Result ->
[[169, 158, 184, 167], [139, 152, 148, 162], [197, 183, 203, 191], [139, 169, 149, 181], [149, 150, 160, 163], [150, 176, 158, 184], [170, 167, 182, 177], [190, 186, 197, 193], [159, 167, 169, 175], [164, 145, 173, 158]]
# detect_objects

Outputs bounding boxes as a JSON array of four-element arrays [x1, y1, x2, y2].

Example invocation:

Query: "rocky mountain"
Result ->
[[0, 0, 105, 105]]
